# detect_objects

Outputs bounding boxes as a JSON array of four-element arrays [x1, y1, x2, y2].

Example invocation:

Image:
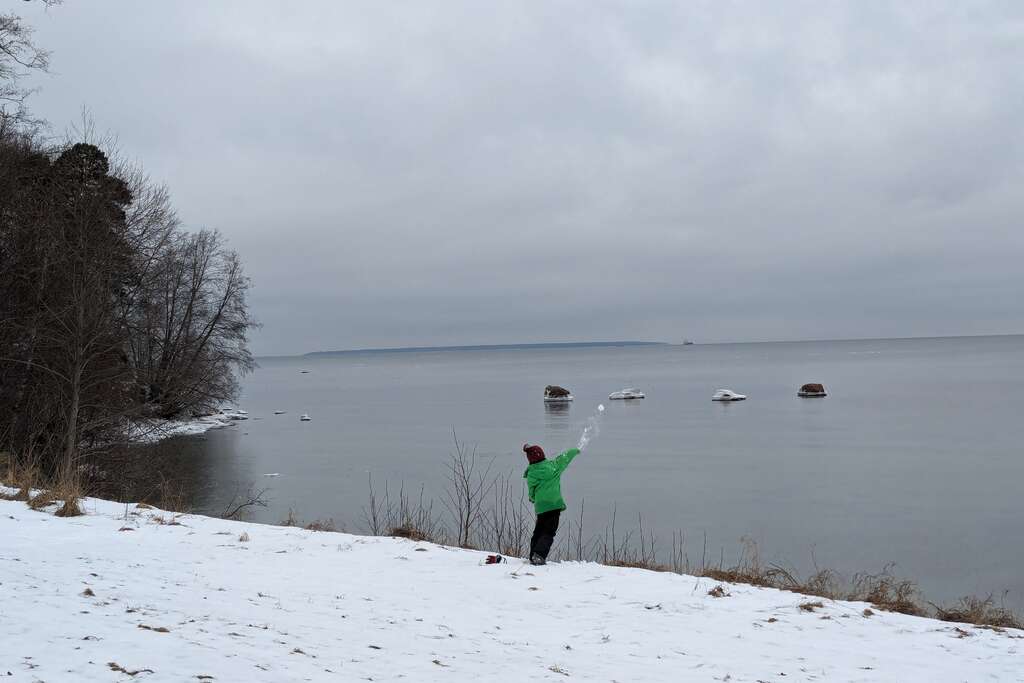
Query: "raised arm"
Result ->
[[553, 447, 580, 474]]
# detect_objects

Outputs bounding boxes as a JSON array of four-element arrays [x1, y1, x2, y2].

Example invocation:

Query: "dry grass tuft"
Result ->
[[389, 525, 433, 543], [238, 532, 250, 543], [280, 508, 299, 527], [304, 518, 337, 532], [82, 587, 95, 597], [798, 600, 825, 612], [27, 490, 55, 510], [55, 496, 83, 517], [21, 472, 86, 517], [2, 460, 40, 501], [848, 569, 924, 617], [699, 538, 805, 591], [935, 595, 1023, 631], [707, 585, 729, 598], [794, 568, 842, 600], [607, 558, 672, 573], [149, 514, 183, 526]]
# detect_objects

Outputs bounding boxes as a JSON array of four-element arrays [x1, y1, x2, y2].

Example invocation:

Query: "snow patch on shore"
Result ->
[[127, 408, 248, 443], [0, 494, 1020, 682]]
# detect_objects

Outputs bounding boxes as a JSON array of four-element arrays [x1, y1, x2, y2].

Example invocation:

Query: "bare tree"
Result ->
[[130, 228, 256, 418], [0, 1, 60, 129], [1, 5, 257, 495], [0, 143, 136, 478]]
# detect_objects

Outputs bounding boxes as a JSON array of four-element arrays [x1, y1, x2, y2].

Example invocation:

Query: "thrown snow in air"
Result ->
[[577, 404, 605, 450]]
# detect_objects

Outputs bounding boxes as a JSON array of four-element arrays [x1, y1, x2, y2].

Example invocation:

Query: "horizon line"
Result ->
[[301, 340, 666, 357], [253, 332, 1023, 359]]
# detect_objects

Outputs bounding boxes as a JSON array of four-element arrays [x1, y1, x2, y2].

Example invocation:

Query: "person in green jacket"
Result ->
[[522, 443, 580, 565]]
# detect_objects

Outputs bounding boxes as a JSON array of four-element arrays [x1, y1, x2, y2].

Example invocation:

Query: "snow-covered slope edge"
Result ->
[[1, 494, 1019, 682]]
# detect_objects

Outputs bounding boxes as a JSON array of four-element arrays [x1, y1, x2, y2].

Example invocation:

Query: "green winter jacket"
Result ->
[[524, 448, 580, 514]]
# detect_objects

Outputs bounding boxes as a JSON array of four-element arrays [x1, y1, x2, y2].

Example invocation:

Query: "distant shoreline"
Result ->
[[251, 334, 1024, 360], [302, 340, 668, 357]]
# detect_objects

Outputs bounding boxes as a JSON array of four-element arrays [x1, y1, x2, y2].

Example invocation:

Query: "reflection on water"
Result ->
[[543, 401, 571, 430], [92, 427, 255, 516]]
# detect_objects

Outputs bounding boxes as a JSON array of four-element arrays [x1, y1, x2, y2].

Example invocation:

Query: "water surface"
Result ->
[[148, 336, 1024, 607]]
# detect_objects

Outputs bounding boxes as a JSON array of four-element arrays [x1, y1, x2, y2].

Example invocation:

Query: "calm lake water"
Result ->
[[151, 336, 1024, 608]]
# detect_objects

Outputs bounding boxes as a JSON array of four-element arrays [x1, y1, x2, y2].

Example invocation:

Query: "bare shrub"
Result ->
[[700, 537, 795, 590], [146, 477, 191, 514], [219, 484, 268, 520], [485, 471, 530, 557], [364, 477, 444, 545], [363, 474, 384, 535], [442, 431, 495, 548], [601, 515, 670, 572]]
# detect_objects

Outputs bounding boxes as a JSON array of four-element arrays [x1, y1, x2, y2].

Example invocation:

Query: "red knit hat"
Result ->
[[523, 443, 545, 464]]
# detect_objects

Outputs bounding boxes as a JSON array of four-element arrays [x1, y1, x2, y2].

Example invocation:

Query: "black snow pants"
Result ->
[[530, 509, 561, 560]]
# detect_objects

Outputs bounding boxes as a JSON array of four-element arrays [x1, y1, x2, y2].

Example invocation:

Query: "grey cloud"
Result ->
[[20, 0, 1024, 353]]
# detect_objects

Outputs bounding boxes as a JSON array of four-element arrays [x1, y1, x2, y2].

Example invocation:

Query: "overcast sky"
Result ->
[[18, 1, 1024, 355]]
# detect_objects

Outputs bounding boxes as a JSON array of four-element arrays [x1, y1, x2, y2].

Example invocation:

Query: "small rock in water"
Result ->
[[598, 404, 605, 412]]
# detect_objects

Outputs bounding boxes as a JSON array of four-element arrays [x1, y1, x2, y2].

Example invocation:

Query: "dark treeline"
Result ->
[[0, 4, 256, 481]]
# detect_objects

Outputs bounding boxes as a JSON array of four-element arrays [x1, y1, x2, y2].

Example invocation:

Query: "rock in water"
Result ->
[[544, 385, 572, 398], [798, 383, 827, 397]]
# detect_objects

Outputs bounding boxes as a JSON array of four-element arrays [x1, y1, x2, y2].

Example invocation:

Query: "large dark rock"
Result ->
[[798, 383, 827, 397], [544, 385, 572, 398]]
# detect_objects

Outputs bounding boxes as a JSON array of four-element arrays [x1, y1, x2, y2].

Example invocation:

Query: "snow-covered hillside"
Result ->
[[1, 494, 1020, 682]]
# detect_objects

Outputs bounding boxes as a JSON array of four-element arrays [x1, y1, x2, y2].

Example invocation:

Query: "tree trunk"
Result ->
[[62, 351, 82, 480]]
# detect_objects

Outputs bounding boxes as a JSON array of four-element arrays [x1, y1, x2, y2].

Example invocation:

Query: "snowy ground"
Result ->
[[1, 494, 1020, 682]]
